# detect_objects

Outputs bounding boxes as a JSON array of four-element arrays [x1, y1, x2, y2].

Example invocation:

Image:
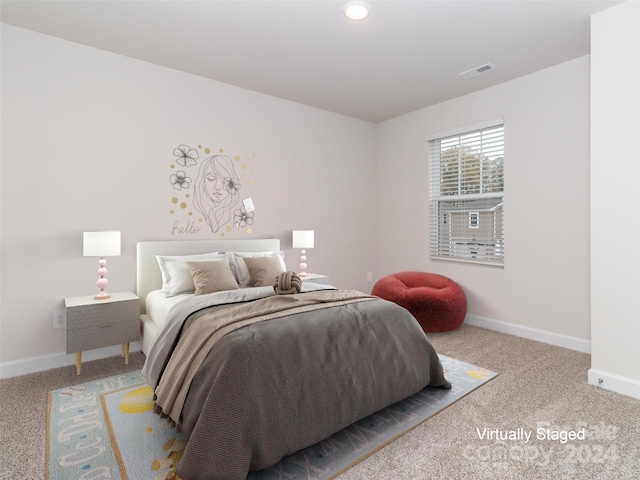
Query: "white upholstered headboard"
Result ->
[[136, 238, 280, 313]]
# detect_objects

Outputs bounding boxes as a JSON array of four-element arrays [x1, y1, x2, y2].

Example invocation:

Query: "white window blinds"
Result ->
[[428, 123, 504, 265]]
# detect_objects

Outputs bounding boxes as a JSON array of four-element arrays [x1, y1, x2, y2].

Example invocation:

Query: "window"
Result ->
[[428, 120, 504, 265], [469, 212, 479, 229]]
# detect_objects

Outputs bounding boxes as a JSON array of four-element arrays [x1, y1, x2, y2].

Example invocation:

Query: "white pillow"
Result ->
[[226, 251, 286, 287], [156, 252, 224, 296]]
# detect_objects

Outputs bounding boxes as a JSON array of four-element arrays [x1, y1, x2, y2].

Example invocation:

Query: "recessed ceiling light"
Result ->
[[343, 1, 370, 20]]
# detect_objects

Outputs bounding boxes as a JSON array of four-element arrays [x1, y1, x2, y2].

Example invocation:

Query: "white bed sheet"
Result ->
[[145, 289, 190, 332]]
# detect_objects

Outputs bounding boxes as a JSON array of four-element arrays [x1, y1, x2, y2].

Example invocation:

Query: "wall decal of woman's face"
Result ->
[[193, 155, 241, 233], [204, 164, 224, 206]]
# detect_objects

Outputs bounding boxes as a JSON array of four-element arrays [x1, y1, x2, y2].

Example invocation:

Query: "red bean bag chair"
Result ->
[[371, 271, 466, 333]]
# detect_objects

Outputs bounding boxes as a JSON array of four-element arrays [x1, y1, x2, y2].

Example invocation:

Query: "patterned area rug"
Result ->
[[46, 355, 496, 480]]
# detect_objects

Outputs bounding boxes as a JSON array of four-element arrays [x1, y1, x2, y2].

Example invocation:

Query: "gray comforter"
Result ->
[[153, 290, 450, 480]]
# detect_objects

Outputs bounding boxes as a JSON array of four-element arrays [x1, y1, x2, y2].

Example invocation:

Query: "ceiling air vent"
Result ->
[[459, 63, 496, 79]]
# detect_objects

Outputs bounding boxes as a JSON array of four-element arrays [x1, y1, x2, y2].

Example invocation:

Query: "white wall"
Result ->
[[0, 25, 377, 375], [3, 4, 638, 396], [375, 57, 592, 351], [589, 1, 640, 399]]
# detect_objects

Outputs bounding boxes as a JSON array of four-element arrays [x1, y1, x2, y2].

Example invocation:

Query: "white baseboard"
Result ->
[[588, 368, 640, 400], [465, 315, 640, 399], [0, 342, 141, 379], [464, 314, 591, 354]]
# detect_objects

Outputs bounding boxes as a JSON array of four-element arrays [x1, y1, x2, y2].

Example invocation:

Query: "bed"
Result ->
[[137, 239, 283, 354], [137, 239, 450, 480]]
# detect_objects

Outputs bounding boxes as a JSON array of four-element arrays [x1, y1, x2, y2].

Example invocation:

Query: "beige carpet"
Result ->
[[1, 324, 638, 480], [339, 326, 640, 480]]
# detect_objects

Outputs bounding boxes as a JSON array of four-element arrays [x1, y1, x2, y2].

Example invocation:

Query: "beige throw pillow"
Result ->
[[186, 259, 238, 295], [226, 251, 286, 287], [243, 256, 286, 287]]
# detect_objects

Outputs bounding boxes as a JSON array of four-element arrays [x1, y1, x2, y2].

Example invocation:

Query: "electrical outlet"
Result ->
[[366, 272, 373, 282], [53, 309, 65, 329]]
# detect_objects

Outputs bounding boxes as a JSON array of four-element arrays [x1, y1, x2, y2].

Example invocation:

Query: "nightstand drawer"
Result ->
[[301, 273, 329, 285], [66, 321, 139, 353], [65, 298, 139, 330]]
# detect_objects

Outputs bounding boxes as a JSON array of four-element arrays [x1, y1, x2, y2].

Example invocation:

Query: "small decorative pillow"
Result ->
[[273, 271, 302, 295], [243, 256, 286, 287], [186, 259, 238, 295]]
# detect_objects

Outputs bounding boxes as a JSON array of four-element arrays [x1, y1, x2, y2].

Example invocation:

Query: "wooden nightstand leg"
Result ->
[[75, 352, 82, 376], [123, 343, 130, 365]]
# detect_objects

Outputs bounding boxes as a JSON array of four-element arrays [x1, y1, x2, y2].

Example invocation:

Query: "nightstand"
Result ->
[[301, 273, 329, 285], [65, 292, 140, 375]]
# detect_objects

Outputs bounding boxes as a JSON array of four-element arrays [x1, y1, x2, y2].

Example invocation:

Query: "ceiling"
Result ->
[[0, 0, 620, 123]]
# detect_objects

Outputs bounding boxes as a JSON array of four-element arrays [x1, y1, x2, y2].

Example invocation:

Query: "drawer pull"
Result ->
[[99, 323, 112, 328]]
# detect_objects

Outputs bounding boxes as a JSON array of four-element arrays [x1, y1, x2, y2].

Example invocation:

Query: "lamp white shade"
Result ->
[[292, 230, 314, 249], [83, 231, 121, 257]]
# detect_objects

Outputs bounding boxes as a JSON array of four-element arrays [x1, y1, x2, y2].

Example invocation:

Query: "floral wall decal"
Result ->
[[170, 170, 192, 190], [168, 144, 256, 236], [174, 144, 199, 167], [233, 205, 254, 229]]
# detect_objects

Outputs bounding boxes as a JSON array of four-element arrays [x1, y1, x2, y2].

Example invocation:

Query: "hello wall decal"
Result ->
[[168, 144, 256, 236]]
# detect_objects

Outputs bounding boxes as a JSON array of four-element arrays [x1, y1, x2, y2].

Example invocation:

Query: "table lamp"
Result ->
[[83, 231, 121, 300], [292, 230, 314, 277]]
